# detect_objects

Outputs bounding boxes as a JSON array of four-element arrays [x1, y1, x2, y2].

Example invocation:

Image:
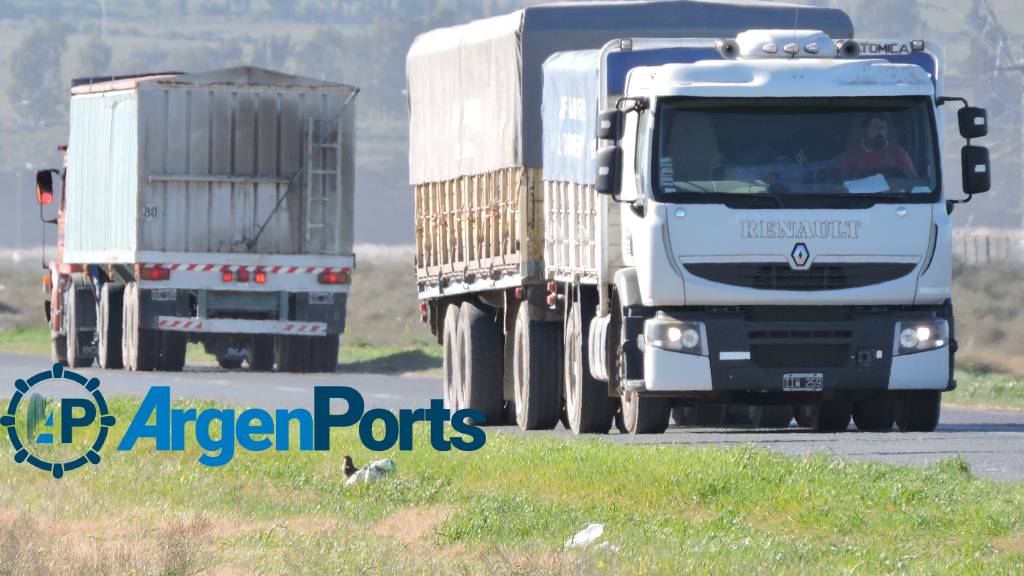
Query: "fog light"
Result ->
[[896, 319, 949, 355], [644, 313, 707, 356]]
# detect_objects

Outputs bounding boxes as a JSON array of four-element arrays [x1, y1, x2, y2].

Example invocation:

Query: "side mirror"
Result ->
[[961, 145, 990, 195], [595, 145, 621, 197], [35, 170, 54, 205], [597, 109, 623, 141], [958, 107, 987, 139]]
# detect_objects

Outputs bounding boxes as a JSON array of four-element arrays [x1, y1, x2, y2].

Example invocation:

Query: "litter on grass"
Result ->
[[345, 458, 397, 486]]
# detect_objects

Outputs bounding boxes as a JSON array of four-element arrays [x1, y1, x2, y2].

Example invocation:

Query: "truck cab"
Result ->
[[581, 30, 992, 432]]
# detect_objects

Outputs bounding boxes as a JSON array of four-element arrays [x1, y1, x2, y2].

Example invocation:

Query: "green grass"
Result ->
[[0, 323, 48, 355], [0, 397, 1022, 574], [949, 369, 1024, 410]]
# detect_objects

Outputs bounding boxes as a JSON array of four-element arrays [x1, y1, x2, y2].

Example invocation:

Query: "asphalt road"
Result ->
[[3, 352, 1023, 482]]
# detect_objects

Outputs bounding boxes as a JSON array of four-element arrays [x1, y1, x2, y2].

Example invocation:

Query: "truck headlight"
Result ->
[[895, 319, 949, 355], [643, 314, 707, 356]]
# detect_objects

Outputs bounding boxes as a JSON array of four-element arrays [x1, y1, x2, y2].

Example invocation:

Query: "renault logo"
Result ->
[[791, 243, 810, 268]]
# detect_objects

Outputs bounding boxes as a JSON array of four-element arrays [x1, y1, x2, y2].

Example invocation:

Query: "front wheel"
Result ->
[[895, 391, 941, 432], [620, 390, 670, 435]]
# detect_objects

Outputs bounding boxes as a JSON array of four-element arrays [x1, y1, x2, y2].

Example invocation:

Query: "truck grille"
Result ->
[[750, 344, 850, 368], [684, 263, 916, 291]]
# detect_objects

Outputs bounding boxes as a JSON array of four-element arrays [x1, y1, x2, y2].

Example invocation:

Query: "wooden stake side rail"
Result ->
[[415, 167, 544, 287]]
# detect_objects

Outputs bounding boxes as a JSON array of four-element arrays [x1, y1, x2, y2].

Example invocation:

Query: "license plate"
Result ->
[[783, 373, 823, 392]]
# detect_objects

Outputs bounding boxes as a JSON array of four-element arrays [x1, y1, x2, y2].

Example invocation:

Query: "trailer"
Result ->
[[33, 67, 357, 372], [409, 2, 994, 434]]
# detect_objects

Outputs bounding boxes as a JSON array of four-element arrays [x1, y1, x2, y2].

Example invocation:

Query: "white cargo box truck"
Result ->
[[33, 67, 357, 372], [409, 1, 995, 434]]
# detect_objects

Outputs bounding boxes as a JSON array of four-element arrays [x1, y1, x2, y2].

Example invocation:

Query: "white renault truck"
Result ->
[[409, 2, 992, 434]]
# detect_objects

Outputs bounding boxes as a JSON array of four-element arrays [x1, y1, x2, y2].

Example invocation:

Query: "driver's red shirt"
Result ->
[[838, 142, 918, 179]]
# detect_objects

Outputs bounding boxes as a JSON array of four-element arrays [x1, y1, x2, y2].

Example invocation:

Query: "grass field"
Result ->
[[0, 396, 1022, 575]]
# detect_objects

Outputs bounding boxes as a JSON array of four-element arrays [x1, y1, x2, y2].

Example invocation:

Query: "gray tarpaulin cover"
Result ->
[[406, 0, 853, 185]]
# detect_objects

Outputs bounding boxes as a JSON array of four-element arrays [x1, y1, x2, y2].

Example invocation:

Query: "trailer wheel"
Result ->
[[512, 303, 561, 430], [157, 332, 187, 372], [248, 335, 274, 371], [811, 399, 852, 432], [309, 334, 340, 373], [564, 301, 609, 434], [51, 334, 68, 366], [620, 391, 670, 434], [97, 284, 124, 369], [458, 301, 504, 425], [749, 405, 794, 428], [442, 303, 462, 410], [66, 284, 94, 368], [275, 335, 310, 373], [122, 283, 157, 372], [895, 391, 941, 432], [852, 395, 895, 431]]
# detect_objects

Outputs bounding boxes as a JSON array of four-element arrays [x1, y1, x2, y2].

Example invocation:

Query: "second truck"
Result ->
[[408, 1, 993, 433], [34, 67, 357, 372]]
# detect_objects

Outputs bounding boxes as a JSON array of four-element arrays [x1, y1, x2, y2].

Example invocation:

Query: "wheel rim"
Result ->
[[565, 320, 582, 431], [513, 323, 527, 425], [621, 391, 638, 432]]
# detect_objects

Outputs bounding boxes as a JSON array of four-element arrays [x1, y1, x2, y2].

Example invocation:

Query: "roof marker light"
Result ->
[[762, 42, 778, 54], [804, 42, 820, 54], [911, 40, 925, 52], [783, 43, 799, 55]]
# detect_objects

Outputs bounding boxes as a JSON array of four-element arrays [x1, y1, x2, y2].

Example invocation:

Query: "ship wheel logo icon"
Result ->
[[2, 364, 116, 479]]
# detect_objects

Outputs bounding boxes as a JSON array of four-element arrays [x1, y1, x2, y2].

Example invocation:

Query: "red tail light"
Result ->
[[317, 268, 350, 285], [137, 264, 171, 281], [419, 302, 428, 323], [221, 269, 234, 283], [254, 269, 267, 284], [236, 268, 250, 282]]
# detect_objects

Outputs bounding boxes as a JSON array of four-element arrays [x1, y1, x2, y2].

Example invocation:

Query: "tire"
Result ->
[[505, 301, 561, 426], [217, 354, 243, 370], [673, 404, 727, 427], [512, 302, 561, 430], [51, 334, 68, 366], [275, 335, 311, 373], [895, 391, 941, 432], [458, 301, 504, 425], [157, 331, 187, 372], [97, 284, 124, 369], [122, 283, 157, 372], [812, 399, 852, 432], [66, 284, 94, 368], [795, 404, 817, 428], [749, 405, 794, 428], [620, 390, 670, 434], [308, 334, 340, 373], [564, 301, 610, 434], [442, 303, 462, 410], [852, 395, 895, 431], [248, 335, 274, 371], [612, 399, 628, 433]]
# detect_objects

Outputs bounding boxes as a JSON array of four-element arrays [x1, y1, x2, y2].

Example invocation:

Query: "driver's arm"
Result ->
[[896, 147, 918, 178]]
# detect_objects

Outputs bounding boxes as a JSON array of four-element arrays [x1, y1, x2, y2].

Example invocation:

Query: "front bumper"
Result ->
[[634, 307, 952, 393]]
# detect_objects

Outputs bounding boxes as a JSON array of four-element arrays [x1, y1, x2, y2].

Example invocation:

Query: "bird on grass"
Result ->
[[343, 455, 358, 478]]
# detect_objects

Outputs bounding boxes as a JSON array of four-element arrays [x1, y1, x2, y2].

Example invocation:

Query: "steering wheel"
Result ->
[[853, 167, 911, 180]]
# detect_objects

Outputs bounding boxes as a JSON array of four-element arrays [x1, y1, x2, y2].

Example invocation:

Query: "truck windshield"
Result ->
[[652, 97, 939, 205]]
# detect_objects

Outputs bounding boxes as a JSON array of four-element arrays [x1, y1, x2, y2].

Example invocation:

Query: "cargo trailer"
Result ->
[[32, 67, 357, 372]]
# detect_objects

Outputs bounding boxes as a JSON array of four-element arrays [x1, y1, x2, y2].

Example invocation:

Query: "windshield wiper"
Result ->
[[722, 193, 785, 209]]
